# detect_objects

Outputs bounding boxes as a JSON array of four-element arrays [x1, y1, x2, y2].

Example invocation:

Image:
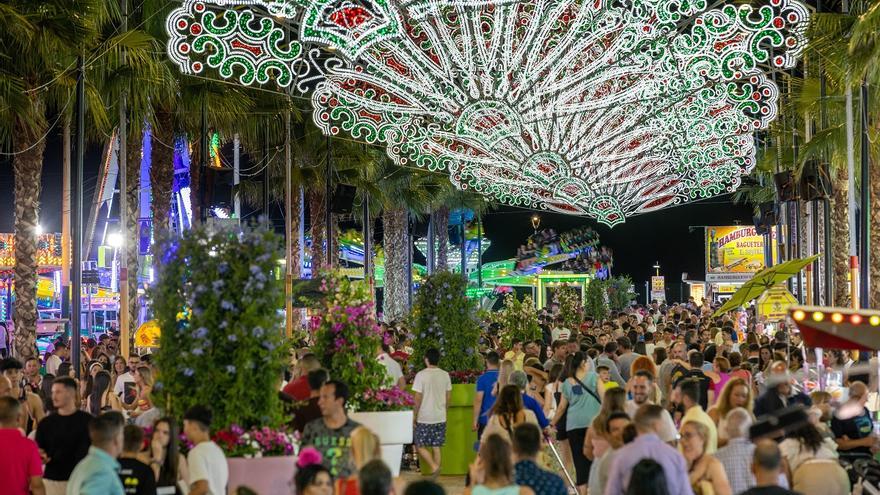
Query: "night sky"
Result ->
[[0, 132, 755, 302]]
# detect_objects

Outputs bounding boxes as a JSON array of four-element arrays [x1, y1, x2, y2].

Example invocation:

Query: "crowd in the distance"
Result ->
[[451, 298, 875, 495], [2, 296, 878, 495]]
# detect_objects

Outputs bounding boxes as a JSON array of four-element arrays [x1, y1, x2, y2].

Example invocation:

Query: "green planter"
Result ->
[[419, 383, 478, 475]]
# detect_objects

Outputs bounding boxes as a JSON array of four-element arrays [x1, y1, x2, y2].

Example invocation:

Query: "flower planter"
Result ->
[[349, 410, 413, 476], [419, 383, 478, 476], [226, 455, 297, 495]]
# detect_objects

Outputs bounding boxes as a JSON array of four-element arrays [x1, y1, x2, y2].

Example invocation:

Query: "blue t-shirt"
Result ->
[[561, 372, 601, 431], [475, 370, 499, 426]]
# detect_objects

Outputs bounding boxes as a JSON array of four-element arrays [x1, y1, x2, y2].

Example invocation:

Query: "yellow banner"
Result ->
[[706, 226, 776, 283]]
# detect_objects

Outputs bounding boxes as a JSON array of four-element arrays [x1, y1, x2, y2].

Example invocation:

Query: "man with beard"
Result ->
[[625, 371, 678, 443]]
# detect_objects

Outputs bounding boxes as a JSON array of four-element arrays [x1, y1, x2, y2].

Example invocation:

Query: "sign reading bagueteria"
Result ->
[[705, 226, 776, 283]]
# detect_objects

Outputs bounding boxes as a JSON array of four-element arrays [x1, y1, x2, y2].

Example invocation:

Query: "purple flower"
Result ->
[[221, 300, 235, 311], [227, 334, 237, 342], [253, 327, 264, 338], [183, 368, 194, 377], [195, 327, 209, 338], [218, 262, 229, 274], [226, 365, 236, 373], [192, 348, 204, 356], [212, 280, 225, 291]]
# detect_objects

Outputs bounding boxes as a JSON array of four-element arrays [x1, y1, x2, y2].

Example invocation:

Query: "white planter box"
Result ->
[[349, 410, 414, 476], [226, 455, 297, 495]]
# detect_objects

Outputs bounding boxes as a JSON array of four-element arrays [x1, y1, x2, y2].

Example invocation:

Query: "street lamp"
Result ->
[[531, 215, 541, 234], [107, 233, 123, 248], [653, 261, 660, 276]]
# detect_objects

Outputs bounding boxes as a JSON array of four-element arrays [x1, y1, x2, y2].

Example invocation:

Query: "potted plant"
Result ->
[[150, 224, 296, 494], [410, 271, 482, 475], [308, 272, 414, 475]]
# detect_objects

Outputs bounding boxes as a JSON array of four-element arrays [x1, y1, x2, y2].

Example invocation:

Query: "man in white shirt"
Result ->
[[46, 342, 68, 376], [376, 344, 404, 387], [113, 354, 140, 404], [183, 405, 228, 495], [412, 348, 451, 476], [624, 370, 678, 443], [551, 326, 571, 343]]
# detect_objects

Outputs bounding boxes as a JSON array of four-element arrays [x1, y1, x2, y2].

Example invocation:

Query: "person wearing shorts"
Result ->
[[412, 348, 452, 476]]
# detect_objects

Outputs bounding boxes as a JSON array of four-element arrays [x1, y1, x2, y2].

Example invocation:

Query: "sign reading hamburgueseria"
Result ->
[[705, 226, 777, 283]]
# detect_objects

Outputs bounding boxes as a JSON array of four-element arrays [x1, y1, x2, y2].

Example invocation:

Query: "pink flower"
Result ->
[[297, 447, 323, 468]]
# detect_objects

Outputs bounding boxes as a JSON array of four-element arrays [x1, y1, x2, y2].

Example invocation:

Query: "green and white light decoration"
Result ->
[[167, 0, 808, 227]]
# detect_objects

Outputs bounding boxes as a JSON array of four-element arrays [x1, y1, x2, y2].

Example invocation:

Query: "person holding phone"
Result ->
[[549, 351, 601, 495]]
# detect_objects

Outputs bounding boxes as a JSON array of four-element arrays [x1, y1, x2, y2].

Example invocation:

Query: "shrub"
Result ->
[[411, 271, 481, 372], [308, 272, 390, 410], [491, 294, 541, 349], [555, 283, 584, 329], [606, 275, 637, 311], [584, 278, 608, 321], [151, 224, 287, 429]]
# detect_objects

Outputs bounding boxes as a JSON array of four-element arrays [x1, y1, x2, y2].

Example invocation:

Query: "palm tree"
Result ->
[[88, 0, 169, 342], [0, 0, 120, 358]]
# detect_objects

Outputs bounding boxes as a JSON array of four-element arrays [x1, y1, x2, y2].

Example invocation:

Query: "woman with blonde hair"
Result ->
[[125, 365, 158, 426], [707, 377, 752, 446], [335, 426, 383, 495], [584, 387, 626, 462], [680, 421, 732, 495], [493, 360, 515, 396]]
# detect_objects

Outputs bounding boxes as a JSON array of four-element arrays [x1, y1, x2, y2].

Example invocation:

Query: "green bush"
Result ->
[[555, 284, 583, 330], [151, 224, 287, 429], [308, 272, 389, 410], [584, 278, 608, 321], [607, 275, 637, 311], [491, 294, 541, 348], [411, 271, 481, 372]]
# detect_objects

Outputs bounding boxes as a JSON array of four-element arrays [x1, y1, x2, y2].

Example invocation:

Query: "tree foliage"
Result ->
[[411, 271, 482, 372], [584, 279, 608, 321], [606, 275, 637, 311], [151, 223, 287, 429], [491, 294, 541, 349]]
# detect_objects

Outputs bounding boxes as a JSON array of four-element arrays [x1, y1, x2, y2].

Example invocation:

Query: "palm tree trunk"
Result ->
[[383, 206, 408, 321], [309, 189, 326, 272], [435, 205, 449, 270], [290, 187, 302, 278], [151, 113, 174, 234], [12, 108, 47, 359], [871, 155, 880, 308], [831, 166, 851, 306], [125, 131, 142, 337]]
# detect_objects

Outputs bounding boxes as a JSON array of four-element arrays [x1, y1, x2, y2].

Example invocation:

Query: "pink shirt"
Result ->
[[0, 428, 43, 495]]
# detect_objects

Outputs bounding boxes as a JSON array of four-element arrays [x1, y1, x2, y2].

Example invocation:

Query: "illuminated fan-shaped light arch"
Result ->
[[166, 0, 809, 226]]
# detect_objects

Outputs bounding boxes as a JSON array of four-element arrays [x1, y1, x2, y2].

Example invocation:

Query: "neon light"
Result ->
[[166, 0, 809, 225]]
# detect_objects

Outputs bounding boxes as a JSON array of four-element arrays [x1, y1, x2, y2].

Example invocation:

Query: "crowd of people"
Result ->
[[1, 298, 878, 495]]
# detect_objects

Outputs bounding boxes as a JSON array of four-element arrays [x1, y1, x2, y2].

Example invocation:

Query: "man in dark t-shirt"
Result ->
[[674, 351, 711, 410], [831, 382, 877, 459], [292, 369, 328, 433], [301, 380, 361, 478], [118, 425, 156, 495], [35, 377, 92, 490]]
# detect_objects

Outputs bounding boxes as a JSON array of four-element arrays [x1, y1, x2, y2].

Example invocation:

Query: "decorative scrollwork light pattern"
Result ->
[[167, 0, 808, 226]]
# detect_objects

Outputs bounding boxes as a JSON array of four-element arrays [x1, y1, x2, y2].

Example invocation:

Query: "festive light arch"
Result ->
[[167, 0, 809, 226]]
